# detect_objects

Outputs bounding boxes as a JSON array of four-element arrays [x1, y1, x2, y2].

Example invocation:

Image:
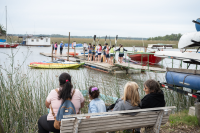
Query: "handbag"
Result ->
[[50, 89, 76, 129]]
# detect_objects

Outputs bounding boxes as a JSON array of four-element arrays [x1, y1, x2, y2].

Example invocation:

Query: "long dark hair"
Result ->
[[58, 73, 73, 102], [144, 79, 161, 93]]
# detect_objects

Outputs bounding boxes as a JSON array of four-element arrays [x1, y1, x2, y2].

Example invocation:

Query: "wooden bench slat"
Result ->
[[60, 129, 73, 133], [63, 106, 175, 118], [79, 114, 159, 127], [60, 126, 74, 130], [78, 116, 170, 132]]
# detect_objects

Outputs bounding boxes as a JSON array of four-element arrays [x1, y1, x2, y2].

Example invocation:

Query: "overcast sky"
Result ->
[[0, 0, 199, 38]]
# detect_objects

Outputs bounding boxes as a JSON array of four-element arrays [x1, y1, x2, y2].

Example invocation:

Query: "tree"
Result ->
[[0, 24, 6, 36]]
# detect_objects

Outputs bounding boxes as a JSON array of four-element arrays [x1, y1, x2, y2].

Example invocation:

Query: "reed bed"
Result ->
[[0, 49, 195, 132], [0, 36, 178, 48]]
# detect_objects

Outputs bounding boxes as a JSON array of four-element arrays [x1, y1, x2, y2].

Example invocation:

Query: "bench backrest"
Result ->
[[60, 106, 175, 133]]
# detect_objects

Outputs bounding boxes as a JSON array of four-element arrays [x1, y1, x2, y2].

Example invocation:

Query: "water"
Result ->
[[0, 46, 198, 97]]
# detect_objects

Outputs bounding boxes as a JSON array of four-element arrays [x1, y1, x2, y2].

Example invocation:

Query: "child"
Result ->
[[87, 86, 106, 118], [109, 45, 115, 65], [105, 44, 110, 63], [97, 44, 102, 63], [92, 44, 96, 62]]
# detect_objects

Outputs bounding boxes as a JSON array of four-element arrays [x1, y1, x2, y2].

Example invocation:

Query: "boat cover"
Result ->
[[166, 71, 200, 91]]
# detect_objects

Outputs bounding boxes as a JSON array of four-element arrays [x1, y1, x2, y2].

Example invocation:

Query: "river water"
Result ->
[[0, 46, 198, 106]]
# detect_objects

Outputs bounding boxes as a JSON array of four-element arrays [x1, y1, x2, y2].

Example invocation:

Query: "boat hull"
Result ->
[[128, 52, 163, 65], [29, 63, 84, 69], [166, 71, 200, 91], [0, 44, 19, 48]]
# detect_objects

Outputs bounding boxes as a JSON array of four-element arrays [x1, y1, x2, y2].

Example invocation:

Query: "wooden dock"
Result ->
[[40, 52, 73, 57], [115, 63, 166, 72]]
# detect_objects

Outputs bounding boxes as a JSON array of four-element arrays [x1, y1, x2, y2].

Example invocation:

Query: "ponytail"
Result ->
[[58, 73, 73, 102]]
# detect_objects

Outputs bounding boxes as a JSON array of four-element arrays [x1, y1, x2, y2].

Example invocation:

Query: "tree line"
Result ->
[[148, 33, 182, 41]]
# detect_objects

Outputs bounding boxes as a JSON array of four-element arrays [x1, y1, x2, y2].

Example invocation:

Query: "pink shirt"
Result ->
[[46, 88, 84, 120]]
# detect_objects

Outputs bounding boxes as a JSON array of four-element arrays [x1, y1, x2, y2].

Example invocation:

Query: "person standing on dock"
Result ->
[[105, 44, 110, 63], [92, 44, 96, 62], [109, 45, 115, 65], [115, 44, 127, 63], [54, 42, 58, 55], [97, 44, 102, 63], [102, 43, 107, 62], [52, 42, 55, 54], [88, 43, 93, 61], [60, 41, 64, 55]]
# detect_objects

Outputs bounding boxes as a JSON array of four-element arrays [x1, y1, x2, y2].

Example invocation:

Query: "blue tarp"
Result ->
[[64, 43, 83, 47], [0, 39, 6, 42]]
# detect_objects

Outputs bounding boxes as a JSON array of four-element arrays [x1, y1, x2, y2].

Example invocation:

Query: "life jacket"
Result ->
[[106, 47, 109, 54], [119, 47, 124, 54], [98, 46, 102, 53], [54, 44, 57, 48], [109, 47, 114, 54], [92, 46, 95, 52]]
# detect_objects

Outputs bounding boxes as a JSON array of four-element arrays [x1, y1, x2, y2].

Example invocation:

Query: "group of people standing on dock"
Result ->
[[52, 41, 64, 55], [38, 72, 165, 133], [87, 43, 127, 65]]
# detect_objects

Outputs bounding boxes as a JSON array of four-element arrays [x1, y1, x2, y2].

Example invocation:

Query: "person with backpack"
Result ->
[[60, 41, 64, 55], [86, 86, 106, 118], [38, 73, 85, 133]]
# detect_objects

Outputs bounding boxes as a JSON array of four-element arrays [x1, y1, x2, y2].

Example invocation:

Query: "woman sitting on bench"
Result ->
[[38, 73, 85, 133], [113, 81, 140, 111], [140, 79, 165, 108]]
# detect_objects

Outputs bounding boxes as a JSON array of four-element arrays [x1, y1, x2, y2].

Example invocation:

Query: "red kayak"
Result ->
[[0, 44, 18, 48], [127, 52, 163, 65]]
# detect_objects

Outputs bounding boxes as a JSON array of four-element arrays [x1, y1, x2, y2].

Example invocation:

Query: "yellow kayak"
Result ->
[[29, 63, 84, 69]]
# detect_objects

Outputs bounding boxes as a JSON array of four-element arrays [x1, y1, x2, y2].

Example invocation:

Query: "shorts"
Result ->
[[55, 48, 57, 50], [98, 53, 101, 55], [106, 54, 109, 58], [110, 54, 114, 57], [119, 54, 124, 57], [89, 50, 92, 54], [92, 52, 95, 55], [103, 51, 106, 55]]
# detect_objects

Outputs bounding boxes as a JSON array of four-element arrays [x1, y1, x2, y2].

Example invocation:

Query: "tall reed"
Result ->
[[0, 48, 195, 132]]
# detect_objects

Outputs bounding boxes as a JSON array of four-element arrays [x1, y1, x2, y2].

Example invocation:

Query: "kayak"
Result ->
[[29, 63, 84, 69], [30, 61, 78, 65], [66, 52, 79, 56]]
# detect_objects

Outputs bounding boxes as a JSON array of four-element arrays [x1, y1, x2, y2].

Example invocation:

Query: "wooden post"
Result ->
[[51, 43, 53, 61], [74, 46, 76, 58], [84, 47, 85, 60], [67, 32, 70, 61]]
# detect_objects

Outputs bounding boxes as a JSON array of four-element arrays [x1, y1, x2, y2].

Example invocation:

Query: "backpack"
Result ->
[[50, 89, 76, 130]]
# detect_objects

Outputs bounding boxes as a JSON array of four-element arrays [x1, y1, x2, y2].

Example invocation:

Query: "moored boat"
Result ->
[[0, 43, 19, 48], [127, 52, 163, 65]]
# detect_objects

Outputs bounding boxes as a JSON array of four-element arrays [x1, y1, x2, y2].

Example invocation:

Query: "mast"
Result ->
[[5, 6, 7, 43]]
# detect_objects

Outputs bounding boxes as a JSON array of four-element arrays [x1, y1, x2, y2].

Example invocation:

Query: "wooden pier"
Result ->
[[40, 52, 73, 57], [115, 62, 166, 72]]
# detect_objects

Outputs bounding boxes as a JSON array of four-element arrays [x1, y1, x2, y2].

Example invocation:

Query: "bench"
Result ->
[[60, 106, 176, 133]]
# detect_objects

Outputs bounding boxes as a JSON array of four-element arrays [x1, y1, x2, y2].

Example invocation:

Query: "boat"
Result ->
[[29, 62, 84, 69], [127, 52, 163, 65], [178, 32, 200, 49], [0, 7, 19, 48], [21, 36, 51, 47], [30, 61, 78, 65], [64, 43, 85, 49], [66, 52, 79, 56], [148, 43, 175, 49]]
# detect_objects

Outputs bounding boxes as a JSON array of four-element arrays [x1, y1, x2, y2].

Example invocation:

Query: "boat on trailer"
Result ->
[[156, 19, 200, 101]]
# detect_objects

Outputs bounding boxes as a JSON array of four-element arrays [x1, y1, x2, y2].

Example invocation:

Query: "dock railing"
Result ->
[[114, 51, 164, 72]]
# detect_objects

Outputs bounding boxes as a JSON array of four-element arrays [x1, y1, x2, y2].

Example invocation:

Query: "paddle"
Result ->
[[109, 36, 111, 47], [93, 35, 96, 45], [105, 35, 107, 44], [115, 35, 118, 48]]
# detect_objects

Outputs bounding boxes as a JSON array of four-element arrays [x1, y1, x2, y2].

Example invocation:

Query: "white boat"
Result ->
[[23, 36, 51, 47], [178, 32, 200, 49], [148, 44, 175, 49], [155, 51, 200, 62]]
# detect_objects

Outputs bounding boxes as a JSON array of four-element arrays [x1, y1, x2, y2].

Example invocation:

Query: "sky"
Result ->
[[0, 0, 199, 38]]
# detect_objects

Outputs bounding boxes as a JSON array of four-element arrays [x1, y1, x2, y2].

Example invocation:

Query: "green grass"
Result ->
[[169, 110, 199, 127]]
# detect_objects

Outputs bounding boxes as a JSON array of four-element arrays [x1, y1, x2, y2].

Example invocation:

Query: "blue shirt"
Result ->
[[60, 43, 63, 48], [88, 98, 106, 113]]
